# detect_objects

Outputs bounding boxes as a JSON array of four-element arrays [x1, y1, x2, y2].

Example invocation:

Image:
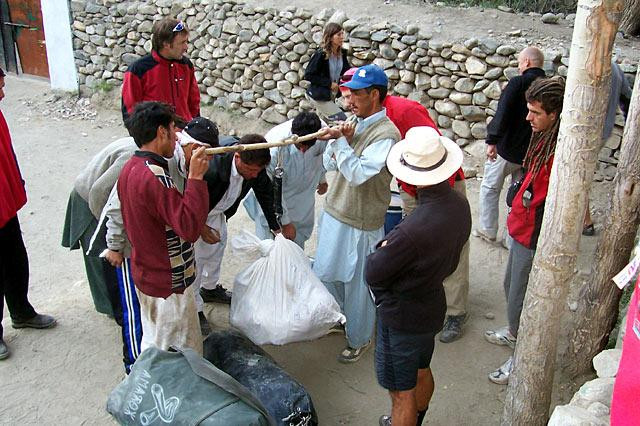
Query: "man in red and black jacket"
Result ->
[[121, 18, 200, 123], [485, 77, 565, 385], [476, 47, 545, 244]]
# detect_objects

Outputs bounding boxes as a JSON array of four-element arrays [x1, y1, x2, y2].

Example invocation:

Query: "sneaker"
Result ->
[[337, 342, 370, 363], [0, 339, 9, 360], [200, 285, 232, 304], [379, 414, 391, 426], [439, 313, 468, 343], [489, 356, 513, 385], [198, 311, 211, 336], [472, 229, 497, 243], [484, 326, 516, 349], [327, 323, 345, 335], [12, 313, 57, 329]]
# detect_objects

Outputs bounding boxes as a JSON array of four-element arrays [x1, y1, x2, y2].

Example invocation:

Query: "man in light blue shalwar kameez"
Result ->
[[244, 112, 327, 249], [314, 64, 401, 363]]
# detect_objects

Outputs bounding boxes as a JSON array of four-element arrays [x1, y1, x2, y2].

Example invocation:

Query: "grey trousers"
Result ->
[[503, 239, 535, 337], [478, 155, 522, 239]]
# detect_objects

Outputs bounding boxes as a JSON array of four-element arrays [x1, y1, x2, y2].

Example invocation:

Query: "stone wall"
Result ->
[[69, 0, 636, 178]]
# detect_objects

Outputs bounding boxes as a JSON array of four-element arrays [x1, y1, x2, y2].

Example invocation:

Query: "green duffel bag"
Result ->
[[107, 346, 276, 426]]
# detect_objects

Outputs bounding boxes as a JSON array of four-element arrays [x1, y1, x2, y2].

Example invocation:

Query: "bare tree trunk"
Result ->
[[566, 67, 640, 377], [501, 1, 625, 424], [620, 0, 640, 36]]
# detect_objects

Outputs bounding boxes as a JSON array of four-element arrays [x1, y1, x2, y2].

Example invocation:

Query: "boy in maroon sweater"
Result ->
[[118, 102, 210, 355]]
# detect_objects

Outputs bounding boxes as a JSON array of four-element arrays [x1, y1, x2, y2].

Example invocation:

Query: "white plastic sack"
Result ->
[[229, 231, 345, 345]]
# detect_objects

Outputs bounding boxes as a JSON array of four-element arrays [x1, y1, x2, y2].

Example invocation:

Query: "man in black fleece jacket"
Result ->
[[366, 126, 471, 426], [475, 47, 545, 244]]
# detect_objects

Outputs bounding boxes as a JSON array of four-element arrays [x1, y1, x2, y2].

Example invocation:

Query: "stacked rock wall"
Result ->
[[69, 0, 636, 177]]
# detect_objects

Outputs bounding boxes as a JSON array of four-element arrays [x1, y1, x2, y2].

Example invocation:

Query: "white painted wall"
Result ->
[[40, 0, 78, 92]]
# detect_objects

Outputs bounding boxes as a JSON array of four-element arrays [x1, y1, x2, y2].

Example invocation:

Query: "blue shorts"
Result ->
[[375, 317, 436, 391]]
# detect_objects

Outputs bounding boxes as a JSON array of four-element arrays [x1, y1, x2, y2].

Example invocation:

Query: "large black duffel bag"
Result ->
[[204, 329, 318, 426]]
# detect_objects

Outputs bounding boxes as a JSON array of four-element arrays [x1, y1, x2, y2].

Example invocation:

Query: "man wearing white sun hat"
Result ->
[[366, 126, 471, 426]]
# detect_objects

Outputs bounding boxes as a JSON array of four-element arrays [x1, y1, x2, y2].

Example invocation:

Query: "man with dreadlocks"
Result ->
[[485, 76, 565, 385]]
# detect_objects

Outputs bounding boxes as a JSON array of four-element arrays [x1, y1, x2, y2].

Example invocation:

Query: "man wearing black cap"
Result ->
[[195, 134, 282, 310]]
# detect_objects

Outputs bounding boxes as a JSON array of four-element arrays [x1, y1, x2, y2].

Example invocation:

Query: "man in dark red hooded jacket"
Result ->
[[0, 69, 56, 360]]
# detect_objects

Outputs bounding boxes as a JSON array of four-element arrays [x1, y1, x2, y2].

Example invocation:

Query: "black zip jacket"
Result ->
[[486, 67, 546, 164], [303, 48, 350, 101], [203, 137, 280, 231], [365, 182, 471, 333]]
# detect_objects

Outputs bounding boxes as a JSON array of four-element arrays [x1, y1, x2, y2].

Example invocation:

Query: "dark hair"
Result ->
[[0, 68, 5, 78], [173, 116, 188, 130], [321, 23, 343, 57], [152, 18, 188, 52], [238, 134, 270, 166], [124, 102, 175, 147], [365, 85, 388, 102], [522, 76, 565, 180], [525, 76, 565, 114], [292, 112, 322, 146]]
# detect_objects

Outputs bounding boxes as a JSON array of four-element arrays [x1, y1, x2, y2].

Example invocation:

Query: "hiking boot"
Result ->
[[0, 339, 9, 360], [484, 326, 516, 349], [338, 342, 370, 364], [472, 229, 497, 243], [489, 356, 513, 385], [200, 285, 232, 304], [439, 313, 467, 343], [198, 311, 211, 336], [12, 313, 57, 329], [379, 414, 391, 426]]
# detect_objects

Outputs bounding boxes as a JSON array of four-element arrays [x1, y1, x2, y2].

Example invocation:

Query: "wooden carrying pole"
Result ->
[[204, 128, 331, 155]]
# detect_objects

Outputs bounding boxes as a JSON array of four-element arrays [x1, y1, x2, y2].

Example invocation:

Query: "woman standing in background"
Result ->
[[304, 23, 350, 121]]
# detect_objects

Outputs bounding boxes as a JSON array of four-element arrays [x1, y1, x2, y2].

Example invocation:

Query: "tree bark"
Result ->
[[501, 1, 625, 424], [620, 0, 640, 36], [565, 67, 640, 377]]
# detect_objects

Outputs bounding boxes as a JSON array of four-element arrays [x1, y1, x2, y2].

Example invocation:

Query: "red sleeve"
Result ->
[[146, 175, 208, 243], [122, 71, 144, 119], [188, 70, 201, 119]]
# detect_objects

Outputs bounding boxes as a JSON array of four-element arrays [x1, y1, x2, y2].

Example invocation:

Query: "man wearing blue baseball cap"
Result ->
[[315, 64, 401, 363]]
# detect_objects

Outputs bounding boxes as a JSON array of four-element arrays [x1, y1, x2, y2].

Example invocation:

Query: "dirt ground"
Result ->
[[0, 65, 614, 425]]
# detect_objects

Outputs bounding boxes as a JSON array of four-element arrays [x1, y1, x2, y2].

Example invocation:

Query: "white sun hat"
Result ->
[[387, 126, 463, 186]]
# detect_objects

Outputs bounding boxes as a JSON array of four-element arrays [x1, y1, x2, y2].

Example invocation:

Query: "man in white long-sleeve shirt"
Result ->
[[243, 112, 328, 249], [314, 64, 401, 363]]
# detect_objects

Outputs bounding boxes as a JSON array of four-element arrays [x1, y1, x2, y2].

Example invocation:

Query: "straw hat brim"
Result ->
[[386, 135, 463, 186]]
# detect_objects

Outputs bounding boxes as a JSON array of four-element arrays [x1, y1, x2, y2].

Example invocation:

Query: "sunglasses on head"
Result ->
[[172, 21, 185, 32], [340, 73, 353, 83]]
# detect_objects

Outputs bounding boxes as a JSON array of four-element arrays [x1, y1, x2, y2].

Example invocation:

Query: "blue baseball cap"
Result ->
[[341, 64, 388, 90]]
